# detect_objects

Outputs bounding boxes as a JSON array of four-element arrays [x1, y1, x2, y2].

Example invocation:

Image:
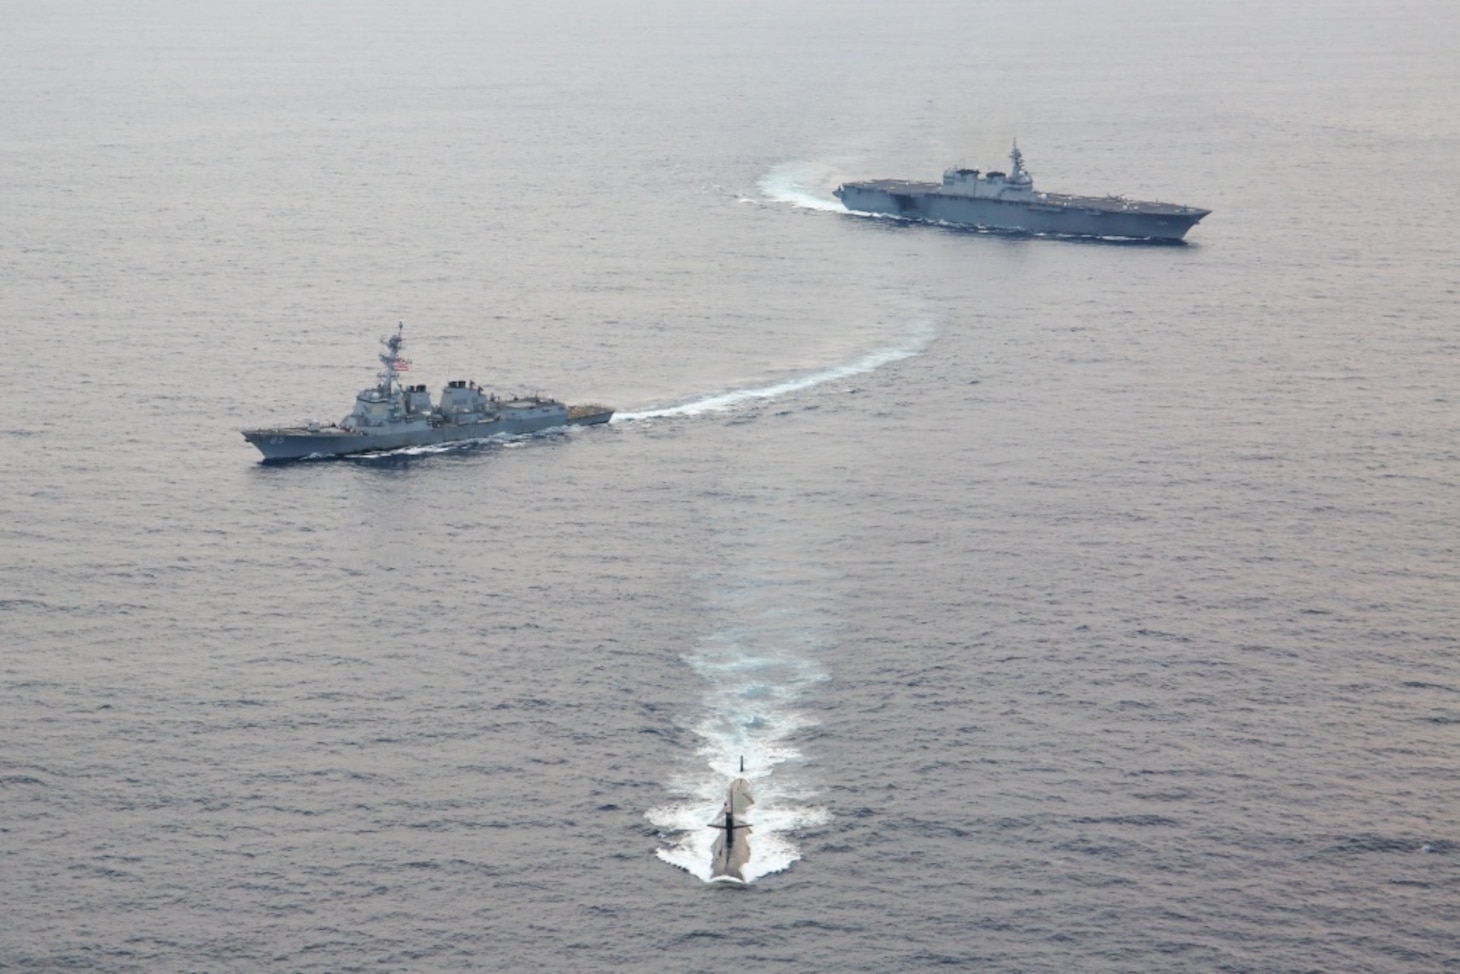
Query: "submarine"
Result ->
[[708, 778, 755, 883]]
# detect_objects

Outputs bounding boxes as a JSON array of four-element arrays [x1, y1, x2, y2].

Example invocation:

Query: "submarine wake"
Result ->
[[756, 161, 847, 212], [648, 631, 830, 885], [615, 318, 935, 422]]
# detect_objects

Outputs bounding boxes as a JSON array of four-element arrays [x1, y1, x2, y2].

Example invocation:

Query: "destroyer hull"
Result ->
[[837, 182, 1206, 241], [243, 408, 611, 462]]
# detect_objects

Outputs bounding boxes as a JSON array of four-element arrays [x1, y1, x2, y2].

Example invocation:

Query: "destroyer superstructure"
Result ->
[[241, 324, 612, 461], [835, 142, 1209, 241]]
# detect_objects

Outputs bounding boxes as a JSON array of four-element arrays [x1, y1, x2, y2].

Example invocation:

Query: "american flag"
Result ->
[[393, 358, 410, 371]]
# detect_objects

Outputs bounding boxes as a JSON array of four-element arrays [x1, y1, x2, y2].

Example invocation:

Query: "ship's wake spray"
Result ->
[[754, 161, 847, 212], [648, 630, 830, 884], [614, 319, 935, 422], [344, 426, 566, 462]]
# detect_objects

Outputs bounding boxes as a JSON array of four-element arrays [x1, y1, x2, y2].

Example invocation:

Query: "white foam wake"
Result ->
[[614, 318, 936, 422], [344, 428, 560, 462], [648, 643, 830, 884], [756, 161, 847, 212]]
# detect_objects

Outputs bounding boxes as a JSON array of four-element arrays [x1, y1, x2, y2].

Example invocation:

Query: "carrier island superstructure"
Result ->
[[242, 324, 612, 461], [835, 142, 1209, 241]]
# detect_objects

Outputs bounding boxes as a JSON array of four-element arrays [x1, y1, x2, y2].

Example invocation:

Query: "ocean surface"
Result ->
[[4, 1, 1459, 970]]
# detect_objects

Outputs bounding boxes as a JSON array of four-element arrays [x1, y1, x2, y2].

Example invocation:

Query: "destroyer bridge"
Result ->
[[835, 142, 1209, 241]]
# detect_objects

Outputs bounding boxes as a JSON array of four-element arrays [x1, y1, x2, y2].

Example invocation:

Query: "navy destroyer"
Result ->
[[242, 324, 612, 461], [835, 142, 1209, 241]]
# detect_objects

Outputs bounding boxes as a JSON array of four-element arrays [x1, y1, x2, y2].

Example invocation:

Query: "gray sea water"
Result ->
[[4, 1, 1459, 971]]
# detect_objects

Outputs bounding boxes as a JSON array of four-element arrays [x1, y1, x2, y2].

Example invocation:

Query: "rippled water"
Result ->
[[4, 0, 1459, 971]]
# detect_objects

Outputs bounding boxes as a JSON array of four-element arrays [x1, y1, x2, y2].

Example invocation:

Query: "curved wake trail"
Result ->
[[614, 318, 936, 422], [648, 640, 830, 884]]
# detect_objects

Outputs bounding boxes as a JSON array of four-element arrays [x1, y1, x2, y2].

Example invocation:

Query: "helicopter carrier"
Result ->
[[835, 142, 1209, 241], [241, 324, 612, 461]]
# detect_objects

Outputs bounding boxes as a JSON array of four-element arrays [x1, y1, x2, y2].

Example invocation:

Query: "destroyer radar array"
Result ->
[[835, 142, 1210, 241], [241, 323, 612, 461]]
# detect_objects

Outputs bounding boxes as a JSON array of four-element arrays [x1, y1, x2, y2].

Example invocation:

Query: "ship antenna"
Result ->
[[1008, 139, 1033, 190], [379, 321, 408, 393]]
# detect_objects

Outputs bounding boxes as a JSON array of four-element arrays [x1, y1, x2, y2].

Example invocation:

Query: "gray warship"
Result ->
[[242, 324, 613, 461], [835, 142, 1209, 241]]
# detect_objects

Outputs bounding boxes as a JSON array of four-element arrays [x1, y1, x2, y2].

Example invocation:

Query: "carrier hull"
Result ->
[[836, 182, 1206, 240], [834, 144, 1209, 241]]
